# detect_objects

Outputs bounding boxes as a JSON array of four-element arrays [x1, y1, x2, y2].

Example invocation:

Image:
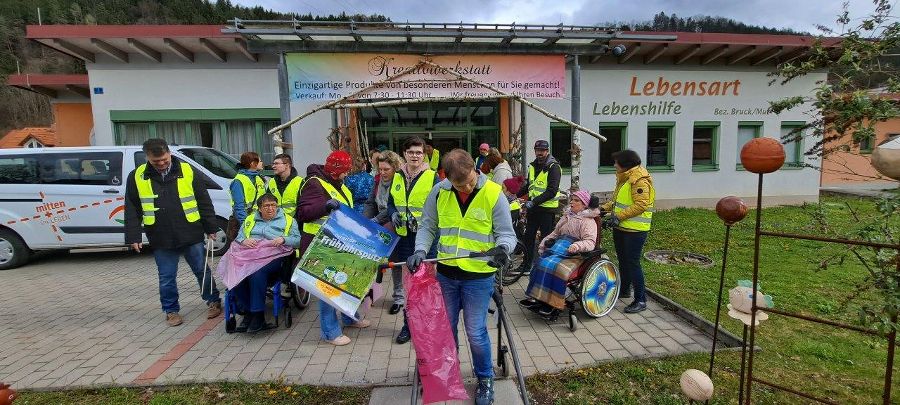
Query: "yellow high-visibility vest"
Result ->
[[267, 176, 304, 217], [134, 162, 200, 226], [301, 177, 353, 235], [436, 180, 502, 273], [429, 149, 440, 171], [231, 173, 266, 211], [242, 212, 294, 239], [613, 182, 655, 231], [390, 170, 436, 236], [527, 165, 561, 208], [509, 200, 521, 212]]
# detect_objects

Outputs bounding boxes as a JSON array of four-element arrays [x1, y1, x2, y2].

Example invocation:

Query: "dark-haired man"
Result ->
[[516, 139, 562, 274], [124, 138, 222, 327]]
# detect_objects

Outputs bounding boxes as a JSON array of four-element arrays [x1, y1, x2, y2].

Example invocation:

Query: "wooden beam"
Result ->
[[543, 37, 560, 45], [779, 46, 809, 64], [66, 85, 90, 98], [618, 43, 639, 63], [164, 38, 193, 63], [589, 54, 602, 63], [727, 45, 756, 65], [52, 39, 95, 63], [751, 46, 783, 66], [643, 43, 667, 64], [234, 39, 258, 62], [128, 38, 161, 62], [675, 44, 701, 65], [701, 45, 729, 65], [90, 38, 128, 63], [30, 85, 57, 98], [200, 38, 226, 62]]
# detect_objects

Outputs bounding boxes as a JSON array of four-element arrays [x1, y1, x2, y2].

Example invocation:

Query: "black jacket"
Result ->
[[517, 155, 562, 207], [124, 157, 218, 249]]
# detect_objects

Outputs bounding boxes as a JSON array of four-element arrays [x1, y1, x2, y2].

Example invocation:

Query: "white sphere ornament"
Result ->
[[680, 369, 714, 401], [871, 137, 900, 181]]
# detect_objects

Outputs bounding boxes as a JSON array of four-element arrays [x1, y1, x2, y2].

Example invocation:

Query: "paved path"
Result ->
[[0, 250, 712, 390]]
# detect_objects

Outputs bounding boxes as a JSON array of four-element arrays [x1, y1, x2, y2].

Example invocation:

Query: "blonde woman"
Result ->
[[364, 150, 402, 228]]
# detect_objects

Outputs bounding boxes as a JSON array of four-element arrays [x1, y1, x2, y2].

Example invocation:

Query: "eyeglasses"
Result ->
[[272, 162, 286, 166], [405, 151, 424, 156]]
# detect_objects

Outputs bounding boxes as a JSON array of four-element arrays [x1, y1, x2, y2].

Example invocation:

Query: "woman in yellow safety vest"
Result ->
[[600, 149, 655, 314], [230, 152, 266, 225], [296, 150, 366, 346]]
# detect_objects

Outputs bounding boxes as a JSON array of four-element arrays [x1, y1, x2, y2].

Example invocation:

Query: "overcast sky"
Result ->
[[233, 0, 885, 34]]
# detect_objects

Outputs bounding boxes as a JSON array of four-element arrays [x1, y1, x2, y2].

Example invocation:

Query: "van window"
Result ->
[[133, 152, 222, 190], [178, 148, 240, 179], [0, 155, 40, 184], [18, 152, 124, 186]]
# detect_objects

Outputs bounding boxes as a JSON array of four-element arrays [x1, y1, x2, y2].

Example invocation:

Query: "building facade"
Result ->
[[25, 24, 831, 206]]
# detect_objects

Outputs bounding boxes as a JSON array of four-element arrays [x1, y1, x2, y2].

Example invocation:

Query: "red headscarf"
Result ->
[[325, 150, 352, 179]]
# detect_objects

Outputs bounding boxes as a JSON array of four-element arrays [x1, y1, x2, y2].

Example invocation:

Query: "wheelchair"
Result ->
[[223, 281, 292, 333], [523, 218, 621, 332]]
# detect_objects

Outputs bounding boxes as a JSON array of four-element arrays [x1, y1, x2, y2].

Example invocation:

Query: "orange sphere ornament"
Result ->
[[740, 137, 785, 174], [0, 383, 17, 405], [716, 196, 748, 225]]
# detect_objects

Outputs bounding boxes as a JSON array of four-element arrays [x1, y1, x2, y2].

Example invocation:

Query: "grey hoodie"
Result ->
[[415, 173, 517, 256]]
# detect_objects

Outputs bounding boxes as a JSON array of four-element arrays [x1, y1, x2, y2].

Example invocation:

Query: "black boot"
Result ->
[[247, 311, 274, 333], [395, 325, 411, 344], [624, 301, 647, 314]]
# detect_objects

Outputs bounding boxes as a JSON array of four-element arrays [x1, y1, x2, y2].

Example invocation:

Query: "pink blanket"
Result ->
[[216, 240, 294, 289]]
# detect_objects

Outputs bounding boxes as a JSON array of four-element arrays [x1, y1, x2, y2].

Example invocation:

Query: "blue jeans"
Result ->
[[436, 273, 495, 379], [153, 241, 221, 313], [319, 300, 358, 341], [233, 257, 283, 313], [613, 229, 649, 303]]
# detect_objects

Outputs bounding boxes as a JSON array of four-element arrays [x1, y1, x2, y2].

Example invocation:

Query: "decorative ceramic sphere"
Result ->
[[871, 137, 900, 181], [715, 196, 749, 225], [740, 137, 785, 174], [0, 383, 16, 405], [680, 369, 714, 401]]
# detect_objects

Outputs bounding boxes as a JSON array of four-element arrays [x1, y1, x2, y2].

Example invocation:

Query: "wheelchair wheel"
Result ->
[[293, 285, 311, 309], [498, 346, 509, 377], [580, 259, 620, 318], [284, 306, 293, 328], [501, 240, 528, 286]]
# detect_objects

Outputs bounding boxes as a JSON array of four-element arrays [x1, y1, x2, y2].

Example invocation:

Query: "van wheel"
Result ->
[[212, 218, 230, 256], [0, 229, 30, 270]]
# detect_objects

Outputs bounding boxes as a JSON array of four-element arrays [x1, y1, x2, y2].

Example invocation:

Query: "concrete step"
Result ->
[[369, 379, 527, 405]]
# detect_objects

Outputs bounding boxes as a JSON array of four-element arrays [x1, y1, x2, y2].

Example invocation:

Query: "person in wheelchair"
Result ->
[[231, 193, 302, 333], [519, 190, 602, 318]]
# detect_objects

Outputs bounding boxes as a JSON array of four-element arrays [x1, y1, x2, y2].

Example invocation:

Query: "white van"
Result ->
[[0, 145, 239, 269]]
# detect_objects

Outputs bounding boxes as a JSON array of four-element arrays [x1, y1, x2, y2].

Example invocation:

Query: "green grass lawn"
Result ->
[[16, 195, 898, 404], [527, 194, 899, 404], [17, 381, 370, 405]]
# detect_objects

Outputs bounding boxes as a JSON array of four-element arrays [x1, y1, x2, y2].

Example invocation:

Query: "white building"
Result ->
[[25, 23, 830, 207]]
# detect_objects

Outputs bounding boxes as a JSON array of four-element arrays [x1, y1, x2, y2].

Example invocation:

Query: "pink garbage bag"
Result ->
[[404, 263, 468, 404], [216, 240, 294, 289]]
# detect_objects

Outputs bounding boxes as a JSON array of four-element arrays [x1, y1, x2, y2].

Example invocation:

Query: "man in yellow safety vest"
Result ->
[[267, 153, 304, 298], [600, 149, 655, 314], [124, 138, 222, 327], [387, 136, 440, 344], [516, 139, 562, 273], [407, 149, 516, 405]]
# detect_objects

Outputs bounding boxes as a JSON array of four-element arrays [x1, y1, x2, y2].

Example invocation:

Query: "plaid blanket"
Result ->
[[525, 236, 581, 309]]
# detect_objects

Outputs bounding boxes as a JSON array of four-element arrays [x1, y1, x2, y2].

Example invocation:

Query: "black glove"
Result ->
[[485, 245, 509, 269], [406, 250, 426, 273], [325, 199, 341, 212], [543, 238, 557, 249], [602, 215, 621, 229]]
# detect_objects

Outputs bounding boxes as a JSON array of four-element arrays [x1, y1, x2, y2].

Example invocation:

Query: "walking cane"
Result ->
[[202, 238, 216, 297]]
